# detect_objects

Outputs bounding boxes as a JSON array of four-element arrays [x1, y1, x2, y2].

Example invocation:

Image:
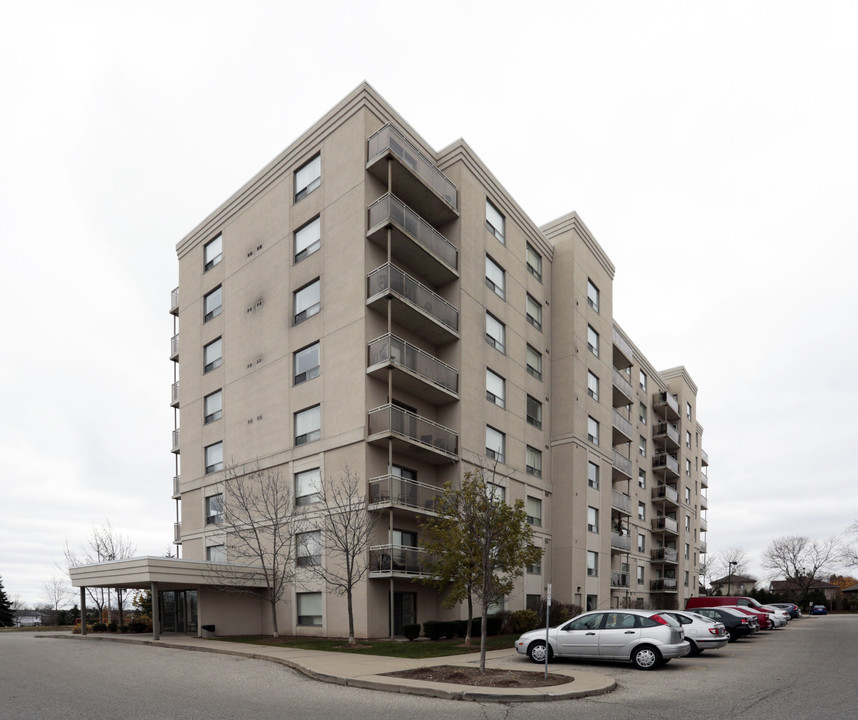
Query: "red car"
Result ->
[[686, 596, 776, 629], [727, 605, 774, 630]]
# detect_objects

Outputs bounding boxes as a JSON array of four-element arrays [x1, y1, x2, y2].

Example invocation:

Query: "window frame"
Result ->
[[297, 591, 323, 626], [526, 243, 542, 282], [294, 154, 321, 202], [294, 405, 321, 446], [485, 368, 505, 408], [485, 255, 505, 299], [206, 544, 226, 563], [204, 389, 223, 425], [205, 441, 224, 474], [295, 468, 322, 506], [525, 294, 542, 331], [526, 344, 542, 380], [203, 337, 223, 373], [587, 279, 600, 312], [485, 312, 505, 354], [297, 530, 322, 567], [485, 198, 505, 243], [294, 278, 321, 325], [587, 416, 599, 445], [204, 234, 222, 271], [526, 496, 542, 527], [526, 445, 542, 478], [586, 550, 598, 576], [294, 216, 321, 263], [205, 493, 223, 525], [203, 286, 222, 322], [588, 460, 600, 490], [587, 325, 599, 357], [587, 371, 599, 401], [294, 341, 320, 385], [485, 425, 505, 463], [526, 394, 543, 429], [587, 506, 599, 534]]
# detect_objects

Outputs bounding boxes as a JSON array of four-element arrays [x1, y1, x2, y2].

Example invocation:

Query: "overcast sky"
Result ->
[[2, 1, 856, 606]]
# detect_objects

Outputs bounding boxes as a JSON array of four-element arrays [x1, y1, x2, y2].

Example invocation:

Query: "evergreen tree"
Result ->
[[0, 575, 14, 627]]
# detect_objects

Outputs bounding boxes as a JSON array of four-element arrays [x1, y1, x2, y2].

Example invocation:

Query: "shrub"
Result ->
[[107, 622, 118, 633], [403, 623, 421, 641], [422, 620, 443, 641], [128, 621, 147, 633], [486, 616, 503, 636], [92, 622, 107, 632], [509, 609, 540, 634]]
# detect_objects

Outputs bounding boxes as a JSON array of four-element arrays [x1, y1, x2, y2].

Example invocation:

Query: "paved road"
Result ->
[[1, 616, 855, 719]]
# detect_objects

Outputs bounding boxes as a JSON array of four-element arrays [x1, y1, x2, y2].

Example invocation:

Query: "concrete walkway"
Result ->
[[41, 633, 616, 703]]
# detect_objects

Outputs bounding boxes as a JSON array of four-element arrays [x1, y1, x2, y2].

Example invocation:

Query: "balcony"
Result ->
[[700, 492, 708, 510], [650, 578, 678, 592], [612, 409, 633, 445], [366, 124, 458, 225], [170, 287, 179, 315], [368, 544, 429, 578], [173, 522, 182, 544], [612, 327, 633, 370], [612, 368, 633, 407], [699, 540, 708, 553], [367, 333, 458, 404], [651, 516, 679, 535], [171, 429, 180, 454], [367, 404, 458, 463], [367, 263, 459, 344], [653, 391, 680, 420], [701, 448, 709, 467], [170, 333, 179, 361], [367, 194, 458, 285], [653, 421, 680, 450], [172, 474, 181, 499], [611, 490, 632, 515], [699, 515, 708, 532], [652, 453, 680, 478], [651, 484, 679, 506], [651, 547, 679, 564], [701, 469, 709, 488], [612, 450, 632, 480], [611, 571, 630, 589], [171, 381, 180, 408], [368, 475, 441, 515], [611, 532, 631, 551]]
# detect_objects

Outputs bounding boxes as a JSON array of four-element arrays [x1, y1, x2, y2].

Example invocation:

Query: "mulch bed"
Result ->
[[385, 665, 571, 688]]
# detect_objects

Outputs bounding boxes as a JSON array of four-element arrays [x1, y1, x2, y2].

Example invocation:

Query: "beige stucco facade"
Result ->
[[77, 83, 710, 638]]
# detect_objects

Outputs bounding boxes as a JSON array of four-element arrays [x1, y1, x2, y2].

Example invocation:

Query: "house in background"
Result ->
[[72, 83, 710, 638], [769, 578, 839, 604]]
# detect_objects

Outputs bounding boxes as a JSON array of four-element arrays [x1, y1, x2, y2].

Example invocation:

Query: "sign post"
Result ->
[[544, 583, 552, 679]]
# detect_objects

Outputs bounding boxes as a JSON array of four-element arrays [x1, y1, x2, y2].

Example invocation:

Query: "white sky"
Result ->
[[1, 1, 856, 606]]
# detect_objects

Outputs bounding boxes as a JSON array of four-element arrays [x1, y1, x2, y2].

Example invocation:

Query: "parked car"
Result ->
[[728, 605, 774, 630], [693, 606, 755, 641], [770, 602, 802, 619], [515, 609, 690, 670], [811, 604, 828, 615], [760, 605, 790, 626], [661, 610, 729, 654]]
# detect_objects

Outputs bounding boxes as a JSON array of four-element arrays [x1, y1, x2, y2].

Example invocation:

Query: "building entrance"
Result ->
[[159, 590, 198, 634]]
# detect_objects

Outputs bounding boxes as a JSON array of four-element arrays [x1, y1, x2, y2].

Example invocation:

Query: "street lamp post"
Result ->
[[727, 560, 737, 595]]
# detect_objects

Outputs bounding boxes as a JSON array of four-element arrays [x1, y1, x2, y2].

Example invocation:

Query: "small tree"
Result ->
[[211, 462, 301, 638], [299, 466, 378, 645], [420, 468, 542, 671], [43, 576, 72, 625], [0, 575, 13, 627]]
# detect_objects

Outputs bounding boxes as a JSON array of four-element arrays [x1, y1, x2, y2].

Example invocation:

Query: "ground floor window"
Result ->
[[297, 592, 322, 626]]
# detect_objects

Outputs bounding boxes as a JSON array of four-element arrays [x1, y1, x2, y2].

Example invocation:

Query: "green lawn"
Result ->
[[215, 633, 519, 658]]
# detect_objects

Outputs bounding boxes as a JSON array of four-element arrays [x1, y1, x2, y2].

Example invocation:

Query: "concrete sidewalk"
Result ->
[[41, 633, 616, 703]]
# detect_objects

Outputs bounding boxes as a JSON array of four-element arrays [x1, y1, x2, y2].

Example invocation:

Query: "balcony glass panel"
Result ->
[[367, 404, 458, 458], [367, 333, 458, 395], [368, 475, 441, 514], [369, 544, 429, 576]]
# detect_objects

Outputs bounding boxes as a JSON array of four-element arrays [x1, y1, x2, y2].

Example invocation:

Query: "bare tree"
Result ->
[[762, 535, 843, 603], [845, 521, 858, 568], [43, 576, 72, 624], [299, 466, 378, 646], [64, 520, 136, 624], [212, 462, 301, 638]]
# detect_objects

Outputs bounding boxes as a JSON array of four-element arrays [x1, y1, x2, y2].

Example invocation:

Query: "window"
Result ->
[[686, 458, 692, 476], [204, 390, 222, 424], [686, 402, 692, 420], [525, 294, 542, 331], [485, 199, 505, 243], [587, 325, 599, 357], [526, 497, 542, 527], [526, 345, 542, 380], [526, 594, 541, 610], [206, 545, 226, 563], [294, 342, 320, 384], [639, 371, 647, 392], [294, 279, 320, 324], [526, 243, 542, 281], [638, 502, 646, 520], [485, 256, 505, 299], [204, 286, 222, 322], [638, 468, 646, 489], [587, 506, 599, 533], [684, 542, 690, 560], [587, 279, 600, 312], [297, 591, 322, 626], [639, 436, 647, 458], [295, 154, 321, 201], [637, 533, 646, 553], [393, 529, 418, 547], [587, 416, 599, 445], [686, 430, 692, 448], [637, 565, 645, 585], [486, 368, 505, 408], [684, 486, 691, 503], [684, 570, 690, 587], [205, 494, 223, 525], [295, 405, 321, 446], [204, 337, 223, 373], [685, 514, 691, 531], [487, 483, 506, 503], [205, 442, 223, 474], [587, 551, 598, 576], [485, 312, 505, 353], [527, 558, 542, 575], [588, 461, 600, 490], [486, 426, 505, 463], [295, 468, 322, 506], [526, 446, 542, 478], [587, 371, 599, 401], [294, 216, 321, 263], [297, 530, 321, 566], [639, 402, 647, 424], [526, 395, 542, 429], [204, 234, 222, 271]]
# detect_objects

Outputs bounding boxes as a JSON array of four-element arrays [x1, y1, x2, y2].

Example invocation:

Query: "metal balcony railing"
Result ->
[[651, 516, 679, 534], [368, 544, 429, 576], [368, 475, 441, 514], [611, 532, 631, 551], [654, 421, 680, 446], [652, 484, 679, 504], [653, 391, 680, 418], [170, 334, 179, 361], [171, 429, 180, 454], [611, 571, 630, 588], [650, 578, 678, 592], [611, 490, 632, 515], [170, 287, 179, 315], [367, 333, 458, 395], [701, 448, 709, 467], [653, 453, 680, 476], [367, 404, 458, 458], [172, 474, 181, 499], [171, 381, 180, 408], [612, 368, 633, 405], [612, 450, 632, 479], [612, 327, 634, 369], [367, 263, 459, 335], [173, 522, 182, 544], [651, 547, 679, 563]]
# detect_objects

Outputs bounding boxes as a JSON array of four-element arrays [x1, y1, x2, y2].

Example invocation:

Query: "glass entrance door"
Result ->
[[393, 591, 416, 635]]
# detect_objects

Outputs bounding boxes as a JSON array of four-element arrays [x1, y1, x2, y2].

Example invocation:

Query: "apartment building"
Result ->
[[72, 83, 709, 637]]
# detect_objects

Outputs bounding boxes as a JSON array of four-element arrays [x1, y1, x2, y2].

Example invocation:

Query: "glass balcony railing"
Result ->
[[367, 404, 458, 459], [172, 474, 181, 499], [612, 409, 633, 442], [369, 544, 429, 576], [173, 522, 182, 544], [612, 450, 632, 479], [653, 453, 680, 477], [612, 327, 633, 369], [170, 287, 179, 315], [651, 516, 679, 534], [368, 475, 441, 514], [652, 484, 679, 504], [610, 532, 631, 551], [653, 391, 680, 419], [611, 571, 630, 588], [171, 381, 180, 408], [367, 333, 458, 396], [654, 421, 680, 447], [171, 429, 180, 454], [612, 368, 633, 406], [611, 490, 631, 515], [650, 578, 678, 592], [170, 334, 179, 361], [651, 547, 679, 563]]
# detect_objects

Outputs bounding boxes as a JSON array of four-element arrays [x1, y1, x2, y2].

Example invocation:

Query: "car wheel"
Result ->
[[725, 629, 735, 642], [528, 641, 553, 664], [631, 644, 662, 670], [687, 640, 702, 656]]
